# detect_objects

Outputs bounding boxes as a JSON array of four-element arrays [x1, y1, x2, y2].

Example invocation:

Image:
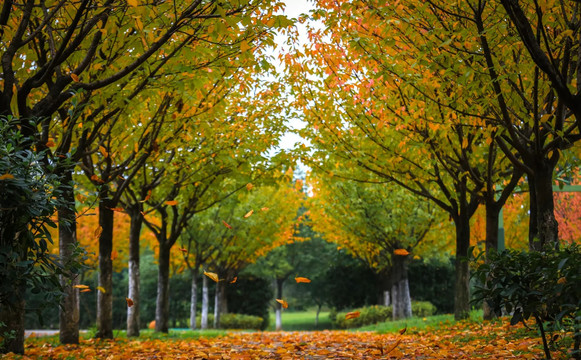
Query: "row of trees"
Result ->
[[284, 0, 581, 320], [0, 0, 298, 354]]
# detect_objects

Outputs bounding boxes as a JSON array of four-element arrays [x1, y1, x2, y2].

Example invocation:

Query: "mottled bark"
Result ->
[[96, 199, 114, 339], [201, 275, 209, 329], [189, 269, 198, 330], [155, 243, 171, 333], [391, 254, 412, 320], [530, 167, 559, 250], [126, 206, 142, 337]]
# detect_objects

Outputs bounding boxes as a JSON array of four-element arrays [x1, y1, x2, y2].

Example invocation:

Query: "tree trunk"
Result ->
[[0, 285, 25, 354], [315, 304, 321, 327], [530, 166, 559, 251], [126, 206, 142, 337], [528, 176, 538, 249], [213, 284, 220, 328], [155, 242, 171, 333], [453, 208, 471, 320], [189, 268, 198, 330], [201, 275, 209, 329], [96, 199, 114, 339], [483, 202, 501, 320], [275, 278, 284, 331], [58, 172, 80, 344], [391, 253, 412, 320]]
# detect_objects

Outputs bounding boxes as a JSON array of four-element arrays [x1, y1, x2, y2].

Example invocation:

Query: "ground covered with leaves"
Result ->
[[5, 320, 561, 359]]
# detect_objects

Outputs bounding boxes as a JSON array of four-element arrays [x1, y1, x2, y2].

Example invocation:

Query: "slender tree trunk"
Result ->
[[530, 166, 559, 250], [275, 278, 284, 331], [155, 242, 171, 333], [189, 268, 198, 330], [528, 176, 538, 249], [483, 202, 501, 320], [58, 171, 80, 344], [453, 207, 471, 320], [213, 284, 220, 328], [0, 284, 25, 354], [96, 199, 114, 339], [201, 275, 209, 329], [391, 254, 412, 320], [126, 206, 142, 337], [315, 304, 321, 327]]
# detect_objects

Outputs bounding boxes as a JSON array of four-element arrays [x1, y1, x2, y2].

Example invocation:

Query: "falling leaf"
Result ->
[[46, 139, 56, 147], [94, 226, 103, 240], [394, 249, 410, 256], [276, 299, 288, 309], [111, 250, 118, 260], [179, 247, 188, 253], [230, 277, 237, 284], [413, 255, 421, 260], [261, 207, 269, 212], [80, 289, 91, 293], [73, 284, 89, 289], [243, 210, 254, 218], [384, 339, 402, 355], [110, 207, 124, 212], [295, 276, 311, 283], [557, 277, 567, 284], [96, 286, 106, 293], [127, 0, 138, 6], [0, 174, 15, 180], [70, 73, 79, 82], [399, 326, 407, 335], [222, 220, 233, 229], [204, 271, 219, 283], [148, 320, 155, 329], [345, 311, 360, 320], [142, 189, 152, 202], [246, 183, 253, 191], [165, 200, 178, 206], [126, 297, 134, 307]]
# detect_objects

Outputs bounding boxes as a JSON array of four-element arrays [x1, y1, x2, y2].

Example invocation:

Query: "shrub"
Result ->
[[332, 301, 436, 329], [472, 245, 581, 359], [218, 313, 263, 330]]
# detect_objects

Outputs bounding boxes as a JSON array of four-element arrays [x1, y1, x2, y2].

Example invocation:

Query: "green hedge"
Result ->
[[331, 301, 436, 329], [195, 313, 263, 330]]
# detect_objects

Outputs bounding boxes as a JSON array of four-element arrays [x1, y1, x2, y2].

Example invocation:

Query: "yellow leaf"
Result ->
[[126, 297, 134, 307], [99, 145, 108, 158], [275, 299, 288, 309], [127, 0, 138, 6], [0, 174, 15, 180], [94, 226, 103, 240], [204, 271, 220, 283], [240, 40, 251, 53], [295, 276, 311, 284], [243, 210, 254, 218], [165, 200, 178, 206], [96, 286, 106, 293], [73, 284, 90, 289], [345, 311, 360, 320]]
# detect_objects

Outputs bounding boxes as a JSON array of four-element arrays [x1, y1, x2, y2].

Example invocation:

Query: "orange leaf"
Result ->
[[70, 73, 79, 82], [230, 277, 237, 284], [45, 140, 56, 147], [0, 174, 15, 180], [111, 250, 118, 260], [345, 311, 360, 320], [179, 247, 188, 253], [204, 271, 220, 283], [246, 183, 254, 191], [399, 326, 407, 335], [148, 320, 155, 329], [261, 207, 269, 212], [99, 145, 108, 158], [385, 339, 402, 355], [109, 207, 124, 212], [222, 220, 233, 229], [80, 289, 91, 293], [165, 200, 178, 206], [73, 284, 89, 289], [275, 299, 288, 309], [128, 0, 138, 7], [243, 210, 254, 218], [394, 249, 410, 256], [91, 174, 104, 184], [295, 276, 311, 283], [142, 189, 152, 202], [126, 297, 134, 307], [557, 277, 567, 284]]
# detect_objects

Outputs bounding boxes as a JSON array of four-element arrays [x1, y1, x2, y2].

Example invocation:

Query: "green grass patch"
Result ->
[[267, 310, 332, 331]]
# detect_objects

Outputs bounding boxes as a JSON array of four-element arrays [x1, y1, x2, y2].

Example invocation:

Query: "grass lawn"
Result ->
[[266, 309, 332, 331]]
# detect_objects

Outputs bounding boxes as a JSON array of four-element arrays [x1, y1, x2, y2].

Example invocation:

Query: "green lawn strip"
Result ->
[[267, 310, 332, 331]]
